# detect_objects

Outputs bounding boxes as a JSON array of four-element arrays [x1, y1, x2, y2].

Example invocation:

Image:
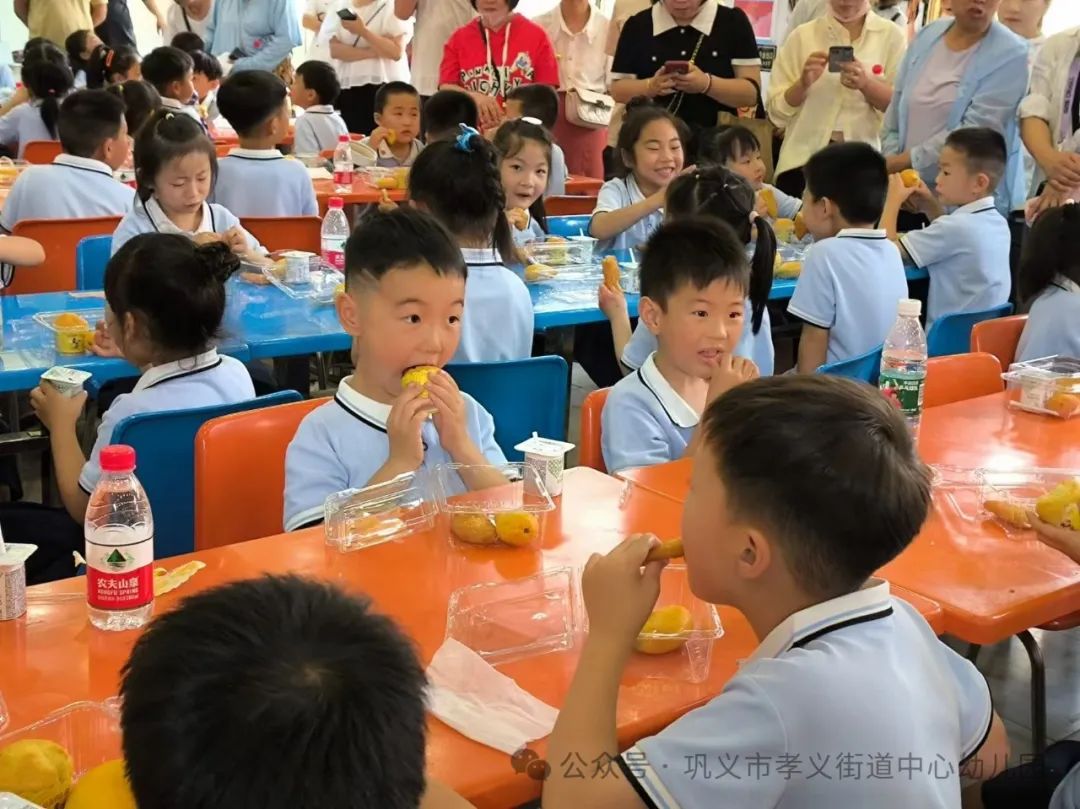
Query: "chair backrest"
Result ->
[[22, 140, 62, 165], [547, 215, 593, 238], [545, 195, 597, 216], [240, 216, 322, 254], [817, 344, 883, 385], [75, 235, 112, 290], [194, 397, 327, 550], [8, 217, 122, 294], [214, 142, 232, 157], [446, 356, 569, 461], [112, 391, 302, 559], [924, 352, 1003, 408], [579, 388, 610, 472], [970, 314, 1028, 371], [926, 303, 1014, 357]]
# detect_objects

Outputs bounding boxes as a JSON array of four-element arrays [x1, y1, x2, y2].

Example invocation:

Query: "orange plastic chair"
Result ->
[[22, 140, 62, 164], [970, 314, 1028, 371], [546, 195, 597, 216], [194, 397, 329, 550], [923, 352, 1004, 408], [240, 216, 322, 254], [579, 388, 611, 473], [8, 217, 122, 294], [214, 142, 232, 157]]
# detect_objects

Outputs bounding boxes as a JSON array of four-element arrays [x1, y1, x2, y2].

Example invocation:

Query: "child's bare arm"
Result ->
[[960, 712, 1010, 808], [590, 192, 663, 241], [796, 323, 830, 374], [0, 235, 45, 266], [598, 283, 631, 372]]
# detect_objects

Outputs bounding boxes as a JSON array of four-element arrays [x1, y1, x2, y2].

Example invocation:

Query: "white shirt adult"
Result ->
[[394, 0, 475, 96], [1019, 25, 1080, 197], [536, 2, 610, 94], [163, 0, 213, 44], [318, 0, 413, 89], [302, 0, 336, 62]]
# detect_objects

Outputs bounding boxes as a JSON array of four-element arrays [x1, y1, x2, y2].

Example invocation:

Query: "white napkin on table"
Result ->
[[426, 638, 559, 755]]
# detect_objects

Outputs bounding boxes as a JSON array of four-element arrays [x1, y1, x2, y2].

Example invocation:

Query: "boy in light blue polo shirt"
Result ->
[[545, 375, 1009, 809], [0, 89, 134, 233], [141, 46, 205, 133], [601, 219, 759, 474], [359, 82, 424, 169], [291, 61, 349, 155], [284, 209, 507, 532], [789, 142, 908, 372], [884, 127, 1012, 327], [211, 70, 318, 218]]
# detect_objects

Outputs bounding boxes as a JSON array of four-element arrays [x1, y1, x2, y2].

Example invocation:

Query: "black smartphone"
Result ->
[[337, 8, 358, 20], [828, 46, 855, 72], [228, 47, 247, 62]]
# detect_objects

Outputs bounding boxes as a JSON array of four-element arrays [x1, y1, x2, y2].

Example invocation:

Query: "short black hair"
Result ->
[[134, 109, 217, 201], [506, 83, 558, 129], [121, 575, 428, 809], [1018, 202, 1080, 304], [294, 60, 340, 106], [422, 89, 478, 142], [803, 141, 888, 225], [374, 80, 419, 114], [107, 79, 161, 138], [702, 375, 932, 599], [189, 49, 223, 81], [140, 46, 194, 93], [105, 233, 238, 355], [58, 89, 125, 157], [216, 69, 288, 136], [698, 124, 760, 167], [169, 31, 206, 52], [944, 127, 1007, 189], [345, 207, 467, 288], [640, 217, 750, 308]]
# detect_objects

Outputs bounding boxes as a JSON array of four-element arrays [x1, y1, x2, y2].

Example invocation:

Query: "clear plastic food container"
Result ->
[[432, 463, 555, 549], [933, 464, 1080, 537], [32, 311, 100, 356], [0, 160, 29, 188], [0, 699, 122, 779], [324, 473, 436, 552], [444, 567, 581, 665], [523, 236, 596, 267], [1002, 355, 1080, 419], [357, 166, 409, 190]]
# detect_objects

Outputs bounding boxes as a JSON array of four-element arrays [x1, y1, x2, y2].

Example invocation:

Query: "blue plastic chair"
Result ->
[[110, 390, 301, 559], [546, 215, 592, 239], [926, 304, 1014, 357], [817, 344, 883, 385], [76, 235, 112, 290], [446, 356, 569, 461]]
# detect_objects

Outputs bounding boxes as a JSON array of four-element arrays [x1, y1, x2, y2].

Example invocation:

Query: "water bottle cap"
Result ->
[[100, 444, 136, 472], [338, 134, 350, 142], [329, 197, 344, 208], [898, 298, 921, 318]]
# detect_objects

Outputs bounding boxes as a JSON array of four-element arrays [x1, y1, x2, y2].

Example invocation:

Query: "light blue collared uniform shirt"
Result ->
[[590, 174, 662, 253], [547, 142, 567, 197], [211, 148, 319, 217], [205, 0, 303, 73], [1016, 281, 1080, 363], [0, 101, 58, 159], [454, 247, 534, 363], [0, 154, 134, 233], [293, 105, 349, 155], [112, 196, 265, 255], [764, 182, 802, 220]]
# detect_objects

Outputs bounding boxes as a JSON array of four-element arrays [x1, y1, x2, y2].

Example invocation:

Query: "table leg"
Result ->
[[1016, 630, 1047, 754]]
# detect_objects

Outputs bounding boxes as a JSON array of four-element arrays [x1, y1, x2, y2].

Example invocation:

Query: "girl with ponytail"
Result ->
[[0, 41, 74, 158]]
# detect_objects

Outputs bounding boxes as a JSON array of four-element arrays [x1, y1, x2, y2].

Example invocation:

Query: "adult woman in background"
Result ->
[[204, 0, 302, 79], [768, 0, 906, 196], [395, 0, 475, 100], [163, 0, 213, 44]]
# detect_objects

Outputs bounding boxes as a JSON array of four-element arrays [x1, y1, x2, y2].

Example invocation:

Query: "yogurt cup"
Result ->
[[0, 543, 36, 621], [515, 434, 576, 497], [41, 367, 92, 397], [280, 250, 316, 284]]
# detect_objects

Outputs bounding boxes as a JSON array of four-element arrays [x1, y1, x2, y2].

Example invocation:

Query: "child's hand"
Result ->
[[30, 383, 88, 431], [221, 227, 249, 256], [426, 371, 473, 459], [886, 172, 919, 209], [386, 384, 433, 474], [506, 207, 529, 231], [378, 189, 397, 212], [89, 320, 122, 358], [1026, 511, 1080, 564], [192, 231, 225, 247], [753, 191, 770, 219], [707, 354, 758, 402], [582, 534, 665, 653], [368, 126, 393, 150], [598, 282, 627, 320]]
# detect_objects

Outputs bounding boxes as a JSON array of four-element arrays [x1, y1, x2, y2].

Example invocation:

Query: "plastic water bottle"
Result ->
[[85, 445, 154, 631], [879, 298, 928, 436], [333, 134, 353, 193], [321, 197, 349, 272]]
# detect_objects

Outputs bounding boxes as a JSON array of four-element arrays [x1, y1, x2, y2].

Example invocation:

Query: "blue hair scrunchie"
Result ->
[[455, 124, 480, 153]]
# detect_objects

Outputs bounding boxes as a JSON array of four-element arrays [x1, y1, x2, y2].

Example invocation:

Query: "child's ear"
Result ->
[[737, 527, 772, 582], [639, 295, 663, 335], [335, 286, 363, 337], [975, 171, 992, 195], [374, 111, 383, 126]]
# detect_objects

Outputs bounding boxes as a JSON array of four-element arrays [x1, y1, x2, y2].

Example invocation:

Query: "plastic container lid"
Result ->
[[898, 298, 922, 318], [328, 196, 344, 208], [100, 445, 136, 472]]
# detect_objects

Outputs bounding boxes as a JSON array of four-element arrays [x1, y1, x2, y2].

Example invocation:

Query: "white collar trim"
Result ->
[[460, 246, 505, 266], [134, 349, 221, 392], [376, 138, 423, 161], [335, 376, 392, 429], [143, 196, 214, 236], [304, 104, 336, 114], [954, 196, 997, 215], [160, 96, 185, 110], [638, 352, 699, 429], [836, 227, 887, 239], [750, 579, 893, 662], [227, 147, 285, 159], [52, 153, 115, 176], [652, 0, 717, 36]]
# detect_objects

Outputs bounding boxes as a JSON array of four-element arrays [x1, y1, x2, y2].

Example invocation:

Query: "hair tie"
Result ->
[[748, 210, 759, 223], [455, 124, 479, 153], [105, 48, 115, 68], [164, 111, 175, 120], [521, 116, 542, 127]]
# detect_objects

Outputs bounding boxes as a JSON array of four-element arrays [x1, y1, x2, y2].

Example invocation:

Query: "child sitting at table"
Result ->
[[107, 79, 161, 137], [504, 84, 566, 196], [187, 49, 223, 122], [789, 142, 907, 373], [884, 127, 1012, 328], [64, 29, 102, 88], [121, 575, 476, 809], [422, 90, 478, 145], [408, 126, 533, 364], [493, 118, 550, 247], [600, 218, 759, 474], [546, 374, 1009, 808], [283, 208, 507, 532], [359, 81, 423, 168], [212, 70, 319, 217], [112, 110, 265, 260], [291, 60, 349, 155], [702, 125, 802, 224], [21, 234, 255, 583], [1015, 203, 1080, 362], [605, 166, 778, 378], [590, 100, 686, 252], [140, 46, 204, 131], [0, 41, 74, 159], [84, 45, 142, 89], [0, 89, 134, 233]]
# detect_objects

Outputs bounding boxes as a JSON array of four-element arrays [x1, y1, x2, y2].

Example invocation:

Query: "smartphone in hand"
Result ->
[[337, 8, 358, 20], [662, 60, 690, 75], [828, 46, 855, 72]]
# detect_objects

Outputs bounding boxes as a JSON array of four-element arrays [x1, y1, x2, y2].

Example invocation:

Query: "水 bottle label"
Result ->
[[879, 370, 926, 416], [323, 238, 346, 271], [86, 532, 154, 610], [333, 168, 353, 186]]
